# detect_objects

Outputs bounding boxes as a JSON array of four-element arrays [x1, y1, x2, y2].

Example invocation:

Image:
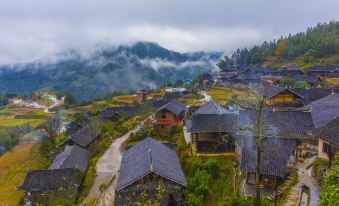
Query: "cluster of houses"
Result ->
[[17, 84, 339, 205], [213, 66, 339, 87]]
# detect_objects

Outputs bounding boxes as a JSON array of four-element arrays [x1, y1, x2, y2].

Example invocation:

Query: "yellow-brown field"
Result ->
[[0, 144, 49, 206]]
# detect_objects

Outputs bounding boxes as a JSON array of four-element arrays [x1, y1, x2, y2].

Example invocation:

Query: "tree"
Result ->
[[280, 77, 296, 88], [319, 153, 339, 206], [88, 116, 103, 140], [64, 93, 77, 108], [44, 116, 62, 139]]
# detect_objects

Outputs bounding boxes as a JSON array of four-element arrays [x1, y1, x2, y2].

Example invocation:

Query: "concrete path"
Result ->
[[199, 91, 212, 102], [284, 156, 319, 206], [83, 120, 147, 206]]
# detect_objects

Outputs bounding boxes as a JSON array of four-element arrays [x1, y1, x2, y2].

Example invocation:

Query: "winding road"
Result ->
[[84, 120, 147, 206]]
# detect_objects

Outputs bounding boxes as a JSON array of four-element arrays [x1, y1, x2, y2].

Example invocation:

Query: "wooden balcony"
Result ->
[[154, 119, 183, 125]]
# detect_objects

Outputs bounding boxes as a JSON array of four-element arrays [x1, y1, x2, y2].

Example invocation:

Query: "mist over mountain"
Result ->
[[0, 42, 222, 101]]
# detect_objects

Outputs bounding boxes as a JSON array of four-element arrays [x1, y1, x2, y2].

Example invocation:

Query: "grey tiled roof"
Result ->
[[116, 138, 187, 190], [64, 125, 98, 148], [17, 168, 78, 192], [240, 137, 296, 177], [312, 118, 339, 146], [292, 88, 339, 105], [163, 92, 183, 101], [235, 110, 314, 139], [101, 106, 138, 119], [49, 145, 91, 173], [191, 113, 238, 133], [258, 85, 303, 98], [289, 75, 320, 83], [194, 101, 229, 115], [308, 66, 338, 72], [157, 99, 186, 116], [297, 93, 339, 128]]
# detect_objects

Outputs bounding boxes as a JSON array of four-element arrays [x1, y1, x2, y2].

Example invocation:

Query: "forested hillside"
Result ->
[[218, 21, 339, 69]]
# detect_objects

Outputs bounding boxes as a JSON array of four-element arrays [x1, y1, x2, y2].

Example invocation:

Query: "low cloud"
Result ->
[[0, 0, 338, 64]]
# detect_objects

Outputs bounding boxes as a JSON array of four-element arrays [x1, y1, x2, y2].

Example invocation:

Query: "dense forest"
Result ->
[[217, 21, 339, 69]]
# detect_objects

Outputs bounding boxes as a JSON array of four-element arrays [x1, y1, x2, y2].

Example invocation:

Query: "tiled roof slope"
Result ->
[[240, 137, 296, 177], [235, 110, 314, 139], [116, 137, 187, 190], [157, 99, 186, 116], [49, 145, 91, 173], [17, 168, 78, 191], [297, 93, 339, 128], [312, 117, 339, 146]]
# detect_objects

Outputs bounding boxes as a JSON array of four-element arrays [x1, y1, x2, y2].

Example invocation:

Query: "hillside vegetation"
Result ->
[[218, 21, 339, 69]]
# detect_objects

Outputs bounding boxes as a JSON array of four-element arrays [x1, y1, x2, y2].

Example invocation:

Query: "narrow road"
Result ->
[[284, 156, 319, 206], [84, 120, 147, 206]]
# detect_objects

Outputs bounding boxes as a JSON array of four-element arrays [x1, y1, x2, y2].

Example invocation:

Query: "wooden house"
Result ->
[[61, 123, 99, 149], [239, 137, 296, 189], [312, 118, 339, 163], [307, 66, 339, 77], [100, 106, 139, 121], [17, 168, 80, 206], [154, 99, 186, 135], [259, 85, 304, 108], [190, 101, 237, 154], [49, 145, 91, 173], [115, 138, 187, 206], [236, 110, 316, 190]]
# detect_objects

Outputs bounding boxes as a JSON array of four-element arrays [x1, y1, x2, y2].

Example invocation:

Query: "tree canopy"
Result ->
[[218, 21, 339, 68]]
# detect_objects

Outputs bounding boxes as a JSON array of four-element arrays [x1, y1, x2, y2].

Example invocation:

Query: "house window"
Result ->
[[161, 112, 166, 119], [323, 142, 331, 154]]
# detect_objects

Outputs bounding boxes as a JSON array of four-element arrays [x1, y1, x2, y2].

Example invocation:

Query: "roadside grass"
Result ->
[[0, 144, 50, 206]]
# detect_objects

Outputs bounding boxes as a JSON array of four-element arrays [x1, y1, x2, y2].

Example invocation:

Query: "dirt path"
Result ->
[[84, 120, 147, 206]]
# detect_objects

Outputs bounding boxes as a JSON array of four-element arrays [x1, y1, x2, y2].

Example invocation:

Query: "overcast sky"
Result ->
[[0, 0, 338, 64]]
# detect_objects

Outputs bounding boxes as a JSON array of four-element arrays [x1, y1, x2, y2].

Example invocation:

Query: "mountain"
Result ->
[[217, 21, 339, 69], [0, 42, 222, 101]]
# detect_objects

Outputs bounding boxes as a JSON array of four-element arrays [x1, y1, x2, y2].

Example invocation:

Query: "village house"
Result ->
[[297, 93, 339, 164], [189, 101, 237, 154], [154, 99, 186, 135], [292, 88, 339, 105], [235, 109, 316, 191], [115, 137, 187, 206], [100, 106, 139, 121], [259, 85, 304, 108], [17, 168, 80, 206], [49, 145, 91, 173], [307, 66, 339, 77], [239, 137, 296, 191], [312, 118, 339, 164], [61, 123, 99, 148], [279, 66, 304, 76]]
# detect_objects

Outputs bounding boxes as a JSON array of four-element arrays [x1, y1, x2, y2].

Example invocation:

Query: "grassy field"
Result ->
[[208, 86, 256, 105], [0, 144, 49, 206]]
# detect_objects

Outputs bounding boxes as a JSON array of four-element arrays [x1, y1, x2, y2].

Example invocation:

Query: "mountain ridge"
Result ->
[[0, 42, 222, 101]]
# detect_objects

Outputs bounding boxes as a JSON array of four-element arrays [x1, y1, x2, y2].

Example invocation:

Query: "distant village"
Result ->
[[14, 65, 339, 206]]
